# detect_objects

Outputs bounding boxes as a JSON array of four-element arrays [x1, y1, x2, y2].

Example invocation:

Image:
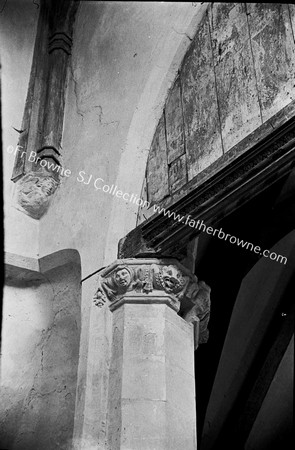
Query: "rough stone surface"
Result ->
[[147, 114, 169, 203], [248, 3, 295, 122], [137, 177, 148, 224], [181, 11, 223, 181], [210, 2, 262, 152], [143, 2, 295, 208], [168, 153, 187, 194], [165, 77, 185, 165], [289, 4, 295, 34]]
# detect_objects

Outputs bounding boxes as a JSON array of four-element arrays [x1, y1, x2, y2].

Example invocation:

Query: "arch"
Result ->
[[104, 3, 208, 263]]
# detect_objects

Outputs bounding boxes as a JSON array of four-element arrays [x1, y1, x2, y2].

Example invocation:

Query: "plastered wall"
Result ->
[[1, 261, 81, 450]]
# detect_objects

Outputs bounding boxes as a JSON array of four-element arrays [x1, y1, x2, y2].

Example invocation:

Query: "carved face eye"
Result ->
[[115, 269, 130, 285], [119, 269, 128, 279]]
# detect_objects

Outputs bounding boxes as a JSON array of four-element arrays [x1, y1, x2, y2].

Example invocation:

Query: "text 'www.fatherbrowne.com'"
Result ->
[[6, 145, 288, 265], [153, 204, 288, 265]]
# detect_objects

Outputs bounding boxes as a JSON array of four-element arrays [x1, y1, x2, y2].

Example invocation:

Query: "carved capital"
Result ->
[[93, 258, 211, 344]]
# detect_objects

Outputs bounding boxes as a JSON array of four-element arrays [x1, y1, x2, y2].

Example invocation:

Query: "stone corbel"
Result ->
[[93, 258, 211, 346]]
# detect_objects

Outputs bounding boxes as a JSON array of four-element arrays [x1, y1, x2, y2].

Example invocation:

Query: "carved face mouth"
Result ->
[[163, 276, 179, 291], [115, 269, 131, 287]]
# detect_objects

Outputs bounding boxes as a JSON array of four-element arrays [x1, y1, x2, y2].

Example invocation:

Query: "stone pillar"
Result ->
[[93, 258, 211, 450]]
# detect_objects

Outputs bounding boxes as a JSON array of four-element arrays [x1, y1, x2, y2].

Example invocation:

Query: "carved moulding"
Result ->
[[11, 1, 79, 221], [93, 258, 211, 345]]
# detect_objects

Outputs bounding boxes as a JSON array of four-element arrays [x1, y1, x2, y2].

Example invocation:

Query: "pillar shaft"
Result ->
[[107, 297, 196, 450], [89, 258, 211, 450]]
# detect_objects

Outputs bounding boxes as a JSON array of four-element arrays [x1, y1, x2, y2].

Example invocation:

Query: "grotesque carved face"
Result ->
[[114, 268, 131, 287], [161, 266, 183, 292], [35, 177, 56, 195], [15, 173, 58, 219], [21, 175, 57, 197]]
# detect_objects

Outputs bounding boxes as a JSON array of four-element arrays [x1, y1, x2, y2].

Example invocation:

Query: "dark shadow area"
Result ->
[[193, 170, 295, 448]]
